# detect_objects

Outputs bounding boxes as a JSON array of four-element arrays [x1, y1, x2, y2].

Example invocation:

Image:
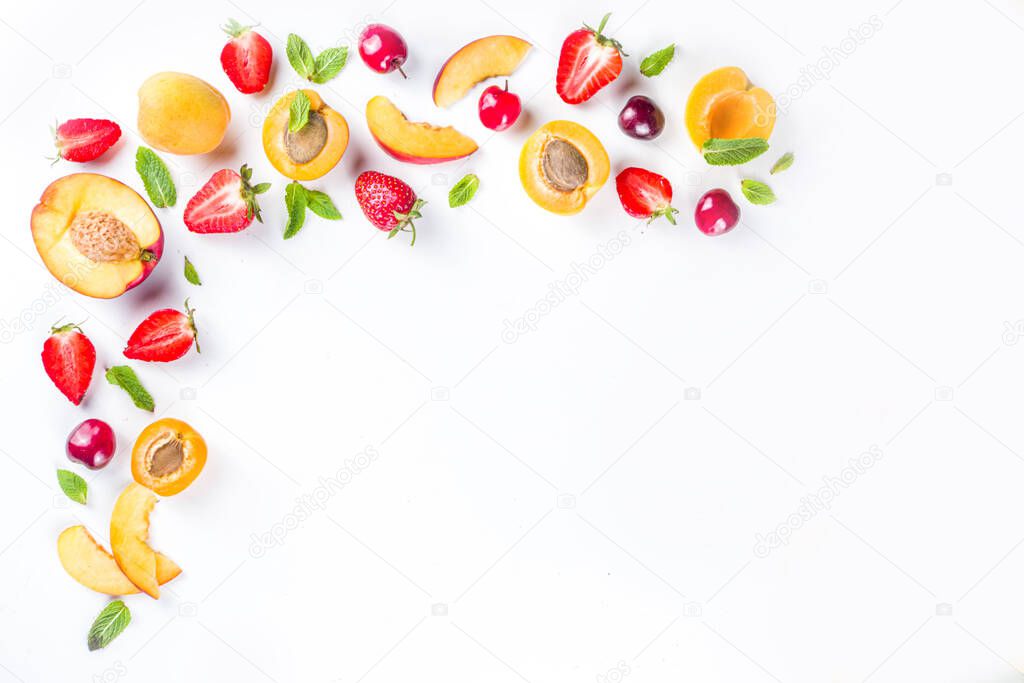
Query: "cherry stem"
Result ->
[[397, 64, 407, 79]]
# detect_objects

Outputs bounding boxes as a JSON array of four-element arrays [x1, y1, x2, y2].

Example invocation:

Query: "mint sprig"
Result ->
[[135, 147, 176, 208], [56, 469, 87, 505], [287, 34, 347, 83], [741, 179, 777, 205], [88, 600, 131, 651], [289, 91, 310, 133], [702, 137, 769, 166], [286, 33, 315, 79], [105, 365, 154, 412], [639, 44, 675, 77], [448, 174, 480, 208], [284, 182, 341, 238]]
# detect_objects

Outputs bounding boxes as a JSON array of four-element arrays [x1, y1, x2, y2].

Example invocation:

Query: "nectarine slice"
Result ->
[[366, 96, 477, 164], [519, 121, 609, 215], [433, 35, 532, 108], [31, 174, 163, 299], [110, 482, 162, 598], [262, 90, 349, 181], [132, 418, 207, 496], [685, 66, 776, 148], [58, 525, 180, 596]]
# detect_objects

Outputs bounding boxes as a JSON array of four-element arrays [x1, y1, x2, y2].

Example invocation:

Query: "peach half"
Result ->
[[366, 96, 477, 164], [519, 121, 609, 215], [110, 482, 165, 598], [263, 90, 349, 181], [685, 66, 776, 148], [58, 525, 180, 596], [31, 173, 163, 299], [432, 35, 532, 108]]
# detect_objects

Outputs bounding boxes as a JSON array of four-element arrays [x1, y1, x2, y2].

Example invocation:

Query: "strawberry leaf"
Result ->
[[105, 365, 154, 412], [702, 137, 769, 166], [286, 34, 315, 79], [741, 179, 777, 205], [312, 47, 348, 83], [448, 174, 479, 208], [135, 147, 176, 208], [183, 256, 201, 286], [87, 601, 131, 651], [289, 91, 310, 133], [56, 469, 87, 505], [639, 44, 675, 77], [284, 181, 308, 239], [305, 189, 342, 220], [770, 152, 794, 175]]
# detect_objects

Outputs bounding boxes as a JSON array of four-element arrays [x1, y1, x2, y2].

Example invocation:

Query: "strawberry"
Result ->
[[615, 167, 679, 225], [354, 171, 426, 246], [184, 164, 270, 234], [124, 300, 200, 362], [52, 118, 121, 163], [41, 323, 96, 405], [220, 19, 273, 94], [556, 13, 625, 105]]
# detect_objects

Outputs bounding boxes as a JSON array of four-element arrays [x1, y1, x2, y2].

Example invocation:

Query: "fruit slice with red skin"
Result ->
[[110, 483, 161, 599], [556, 14, 624, 104], [53, 119, 122, 163], [41, 323, 96, 405], [366, 96, 477, 164], [433, 35, 532, 108], [184, 164, 268, 234], [220, 20, 273, 94], [31, 173, 163, 299], [615, 167, 678, 225], [58, 525, 180, 596], [124, 300, 199, 362], [354, 171, 425, 246]]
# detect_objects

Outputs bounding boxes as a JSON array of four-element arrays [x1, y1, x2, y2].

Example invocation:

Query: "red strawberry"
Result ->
[[220, 19, 273, 94], [53, 118, 121, 163], [354, 171, 426, 246], [124, 300, 200, 362], [556, 13, 625, 104], [184, 164, 270, 234], [41, 323, 96, 405], [615, 167, 678, 225]]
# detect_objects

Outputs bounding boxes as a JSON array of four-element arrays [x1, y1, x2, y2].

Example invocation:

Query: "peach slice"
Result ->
[[684, 66, 776, 149], [519, 120, 609, 215], [110, 482, 163, 598], [263, 90, 350, 181], [366, 96, 477, 164], [433, 35, 532, 108], [31, 174, 163, 299], [132, 418, 207, 496], [58, 525, 180, 596]]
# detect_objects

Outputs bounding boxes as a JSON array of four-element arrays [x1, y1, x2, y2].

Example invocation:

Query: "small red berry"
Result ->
[[358, 24, 408, 77], [478, 81, 522, 131], [694, 188, 740, 236]]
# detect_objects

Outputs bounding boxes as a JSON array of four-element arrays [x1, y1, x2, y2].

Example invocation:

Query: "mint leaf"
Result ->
[[770, 152, 794, 175], [305, 189, 342, 220], [448, 174, 480, 208], [639, 44, 675, 77], [289, 91, 310, 133], [312, 47, 348, 83], [702, 137, 769, 166], [183, 256, 201, 286], [135, 147, 176, 208], [88, 600, 131, 651], [56, 469, 87, 505], [286, 34, 315, 79], [741, 179, 777, 205], [105, 365, 154, 412], [284, 181, 307, 239]]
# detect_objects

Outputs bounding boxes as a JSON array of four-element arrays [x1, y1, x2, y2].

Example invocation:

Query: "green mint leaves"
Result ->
[[135, 147, 176, 208], [56, 469, 87, 504], [770, 152, 794, 174], [105, 365, 154, 412], [88, 600, 131, 651], [289, 91, 310, 133], [741, 179, 777, 205], [305, 189, 342, 220], [184, 256, 201, 286], [287, 34, 347, 83], [448, 174, 480, 208], [283, 182, 341, 239], [702, 137, 769, 166], [640, 45, 675, 77]]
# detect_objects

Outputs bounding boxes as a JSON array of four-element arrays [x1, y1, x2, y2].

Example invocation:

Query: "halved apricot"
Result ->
[[263, 90, 349, 180], [58, 525, 180, 596], [684, 66, 776, 148], [132, 418, 207, 496], [519, 121, 609, 215]]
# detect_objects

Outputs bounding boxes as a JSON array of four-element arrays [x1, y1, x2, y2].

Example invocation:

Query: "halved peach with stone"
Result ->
[[132, 418, 207, 496], [685, 66, 775, 148], [263, 90, 349, 180], [110, 483, 164, 598], [31, 174, 163, 299], [58, 525, 180, 596], [432, 35, 532, 108], [366, 96, 477, 164], [519, 120, 609, 215]]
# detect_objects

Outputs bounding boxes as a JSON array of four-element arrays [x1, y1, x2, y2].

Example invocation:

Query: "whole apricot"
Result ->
[[138, 72, 230, 155]]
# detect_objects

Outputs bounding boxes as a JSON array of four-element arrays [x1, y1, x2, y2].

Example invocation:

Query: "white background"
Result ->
[[1, 0, 1022, 680]]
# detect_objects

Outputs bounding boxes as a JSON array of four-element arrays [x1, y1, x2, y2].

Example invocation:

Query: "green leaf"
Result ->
[[284, 181, 308, 239], [702, 137, 769, 166], [741, 179, 777, 205], [87, 601, 131, 651], [135, 147, 176, 208], [183, 256, 201, 286], [286, 34, 315, 79], [56, 469, 87, 505], [289, 91, 310, 133], [770, 152, 794, 175], [448, 174, 480, 208], [311, 47, 348, 83], [105, 365, 154, 412], [639, 44, 675, 77], [304, 189, 342, 220]]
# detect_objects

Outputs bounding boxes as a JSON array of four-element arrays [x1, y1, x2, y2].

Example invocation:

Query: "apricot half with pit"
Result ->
[[138, 72, 231, 155], [519, 121, 609, 215], [132, 418, 207, 496], [31, 173, 163, 299], [685, 66, 775, 148], [58, 525, 180, 596], [263, 90, 349, 180]]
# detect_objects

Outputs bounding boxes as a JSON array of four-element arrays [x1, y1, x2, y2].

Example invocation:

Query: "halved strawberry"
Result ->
[[556, 13, 625, 105], [124, 300, 200, 362], [53, 118, 121, 163], [184, 165, 270, 234], [615, 167, 678, 225], [41, 322, 96, 405], [220, 19, 273, 94]]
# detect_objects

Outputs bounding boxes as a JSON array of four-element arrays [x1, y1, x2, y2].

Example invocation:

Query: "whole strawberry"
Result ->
[[354, 171, 425, 246], [220, 19, 273, 94], [124, 300, 200, 362], [185, 164, 270, 234], [42, 322, 96, 405], [53, 118, 121, 163], [615, 167, 678, 225], [556, 13, 625, 104]]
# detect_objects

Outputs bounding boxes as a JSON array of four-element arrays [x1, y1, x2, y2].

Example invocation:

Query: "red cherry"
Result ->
[[478, 81, 521, 131], [66, 418, 116, 470], [694, 189, 740, 236], [358, 24, 408, 77]]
